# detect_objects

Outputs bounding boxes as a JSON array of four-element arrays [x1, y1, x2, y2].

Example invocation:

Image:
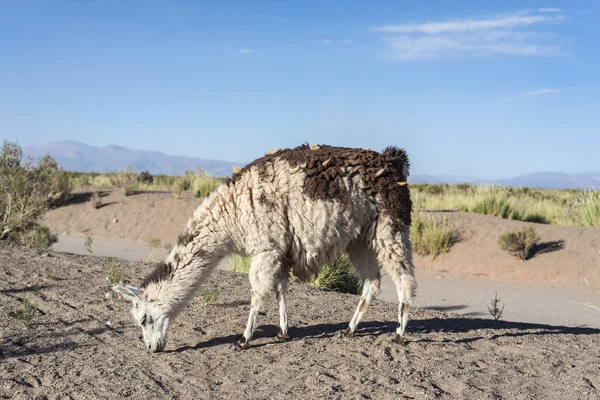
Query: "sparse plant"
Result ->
[[497, 226, 540, 260], [110, 166, 137, 196], [9, 298, 39, 327], [311, 253, 363, 295], [487, 291, 505, 321], [106, 258, 125, 296], [196, 286, 221, 306], [147, 235, 161, 250], [410, 212, 459, 259], [84, 233, 94, 255]]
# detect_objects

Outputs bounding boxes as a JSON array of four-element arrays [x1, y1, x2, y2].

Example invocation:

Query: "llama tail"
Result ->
[[381, 146, 410, 179]]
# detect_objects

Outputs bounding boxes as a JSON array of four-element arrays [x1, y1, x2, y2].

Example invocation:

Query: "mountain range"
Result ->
[[23, 141, 242, 178], [23, 141, 600, 189]]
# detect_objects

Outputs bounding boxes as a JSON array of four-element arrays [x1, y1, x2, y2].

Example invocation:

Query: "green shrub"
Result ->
[[411, 212, 458, 259], [0, 141, 70, 244], [311, 254, 363, 295], [497, 226, 540, 260], [138, 170, 154, 184]]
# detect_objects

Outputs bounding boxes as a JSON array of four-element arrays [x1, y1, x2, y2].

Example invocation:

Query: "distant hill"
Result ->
[[23, 141, 243, 178], [23, 141, 599, 189], [410, 171, 600, 190]]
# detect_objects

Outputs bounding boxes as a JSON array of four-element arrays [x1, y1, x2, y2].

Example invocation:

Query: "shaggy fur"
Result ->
[[114, 144, 417, 352]]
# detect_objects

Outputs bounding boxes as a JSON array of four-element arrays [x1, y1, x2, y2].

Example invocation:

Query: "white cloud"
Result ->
[[373, 11, 566, 61], [373, 14, 563, 34], [323, 39, 332, 44], [519, 87, 572, 96], [539, 7, 561, 13], [240, 48, 259, 54], [342, 39, 352, 44]]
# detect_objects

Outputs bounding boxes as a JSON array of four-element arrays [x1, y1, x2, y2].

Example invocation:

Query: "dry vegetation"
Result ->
[[0, 141, 70, 248], [66, 167, 224, 197], [412, 183, 600, 226]]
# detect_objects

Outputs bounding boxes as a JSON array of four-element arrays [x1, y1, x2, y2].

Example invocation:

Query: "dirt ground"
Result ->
[[42, 187, 600, 290], [2, 243, 600, 399]]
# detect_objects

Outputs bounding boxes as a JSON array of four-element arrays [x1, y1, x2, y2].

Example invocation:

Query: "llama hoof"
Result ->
[[392, 334, 406, 345], [230, 338, 249, 351], [276, 330, 290, 341], [334, 328, 353, 339]]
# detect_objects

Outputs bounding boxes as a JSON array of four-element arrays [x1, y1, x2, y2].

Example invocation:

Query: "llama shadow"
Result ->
[[529, 240, 565, 259], [170, 316, 600, 353]]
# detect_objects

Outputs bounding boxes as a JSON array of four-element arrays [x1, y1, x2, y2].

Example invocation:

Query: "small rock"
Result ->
[[105, 320, 112, 326], [105, 292, 114, 300], [113, 218, 118, 223]]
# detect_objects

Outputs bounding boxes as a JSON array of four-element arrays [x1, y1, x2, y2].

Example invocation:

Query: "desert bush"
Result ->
[[411, 212, 459, 259], [90, 191, 102, 209], [9, 298, 39, 327], [110, 166, 137, 196], [138, 170, 154, 185], [0, 141, 68, 246], [311, 254, 363, 295], [17, 224, 57, 249], [497, 226, 540, 260]]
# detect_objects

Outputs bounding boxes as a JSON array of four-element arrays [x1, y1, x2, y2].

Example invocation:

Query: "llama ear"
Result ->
[[113, 283, 143, 303]]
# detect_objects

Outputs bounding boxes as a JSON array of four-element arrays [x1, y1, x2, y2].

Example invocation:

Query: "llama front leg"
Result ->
[[233, 294, 263, 350], [336, 246, 381, 338]]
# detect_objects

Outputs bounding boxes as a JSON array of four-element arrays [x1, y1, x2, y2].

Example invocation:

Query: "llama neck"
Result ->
[[145, 189, 234, 315]]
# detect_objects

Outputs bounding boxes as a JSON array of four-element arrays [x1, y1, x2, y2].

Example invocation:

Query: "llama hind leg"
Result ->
[[336, 246, 381, 338], [233, 252, 281, 350], [376, 225, 417, 344]]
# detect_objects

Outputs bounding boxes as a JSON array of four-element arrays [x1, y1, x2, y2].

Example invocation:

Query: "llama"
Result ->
[[114, 144, 416, 352]]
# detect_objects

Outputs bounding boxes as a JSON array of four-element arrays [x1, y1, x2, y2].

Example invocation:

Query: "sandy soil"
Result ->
[[2, 243, 600, 399], [43, 187, 600, 290]]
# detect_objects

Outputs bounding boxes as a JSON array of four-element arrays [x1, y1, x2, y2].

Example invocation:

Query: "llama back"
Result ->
[[227, 144, 412, 228]]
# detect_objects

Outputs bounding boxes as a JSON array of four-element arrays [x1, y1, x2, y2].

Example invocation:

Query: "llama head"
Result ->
[[113, 283, 171, 352]]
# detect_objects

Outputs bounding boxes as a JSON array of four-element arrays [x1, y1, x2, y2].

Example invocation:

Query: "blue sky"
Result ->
[[1, 0, 598, 179]]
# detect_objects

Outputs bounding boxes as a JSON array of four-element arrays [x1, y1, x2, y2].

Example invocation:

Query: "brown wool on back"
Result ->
[[226, 143, 412, 228]]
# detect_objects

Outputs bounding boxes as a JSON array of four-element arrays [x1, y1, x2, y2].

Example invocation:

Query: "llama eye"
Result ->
[[140, 315, 147, 325]]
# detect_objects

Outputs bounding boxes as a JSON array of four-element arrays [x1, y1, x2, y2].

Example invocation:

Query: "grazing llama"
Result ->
[[114, 144, 416, 352]]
